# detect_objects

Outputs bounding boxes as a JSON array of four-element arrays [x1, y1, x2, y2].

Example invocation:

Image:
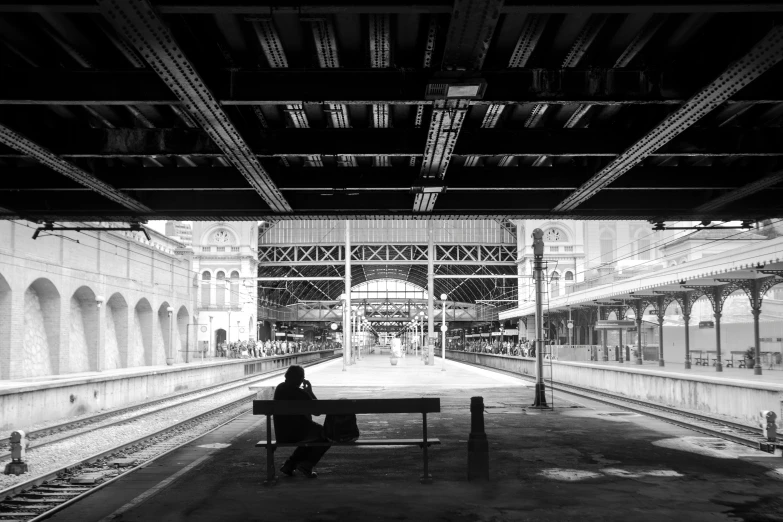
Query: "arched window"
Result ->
[[635, 231, 651, 260], [600, 230, 615, 263], [230, 270, 240, 306], [216, 271, 226, 306], [565, 271, 574, 281], [551, 271, 560, 297], [201, 271, 211, 306]]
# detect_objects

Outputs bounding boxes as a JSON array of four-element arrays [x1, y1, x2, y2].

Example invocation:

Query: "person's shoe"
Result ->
[[296, 464, 317, 478], [279, 461, 295, 477]]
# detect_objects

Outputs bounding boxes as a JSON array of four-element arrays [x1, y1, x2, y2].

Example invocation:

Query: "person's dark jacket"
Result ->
[[273, 381, 313, 442]]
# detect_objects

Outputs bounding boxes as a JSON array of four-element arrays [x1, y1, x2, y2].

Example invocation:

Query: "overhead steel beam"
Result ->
[[508, 14, 549, 67], [553, 26, 783, 213], [0, 123, 151, 213], [613, 14, 668, 67], [370, 14, 392, 167], [97, 0, 291, 213], [416, 0, 504, 212], [561, 14, 609, 68], [4, 2, 783, 14], [11, 127, 783, 157], [4, 68, 780, 105], [693, 170, 783, 213]]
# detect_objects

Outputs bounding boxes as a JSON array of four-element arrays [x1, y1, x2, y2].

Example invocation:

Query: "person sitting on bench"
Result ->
[[274, 365, 329, 479]]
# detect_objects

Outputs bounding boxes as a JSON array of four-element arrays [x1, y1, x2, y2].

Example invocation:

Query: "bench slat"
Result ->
[[253, 398, 440, 416], [256, 438, 441, 447]]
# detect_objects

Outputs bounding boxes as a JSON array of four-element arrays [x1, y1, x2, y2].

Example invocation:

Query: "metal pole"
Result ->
[[344, 219, 351, 370], [441, 296, 446, 371], [427, 221, 435, 365], [531, 228, 548, 408]]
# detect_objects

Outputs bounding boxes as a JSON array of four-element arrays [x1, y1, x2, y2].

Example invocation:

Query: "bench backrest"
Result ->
[[253, 398, 440, 416]]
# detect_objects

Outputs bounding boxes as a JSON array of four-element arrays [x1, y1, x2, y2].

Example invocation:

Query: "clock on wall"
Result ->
[[544, 228, 563, 242], [213, 230, 230, 243]]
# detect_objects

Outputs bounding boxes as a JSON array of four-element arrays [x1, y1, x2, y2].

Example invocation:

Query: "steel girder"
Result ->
[[554, 25, 783, 213], [0, 123, 151, 213], [414, 0, 504, 213], [692, 170, 783, 214], [8, 127, 783, 157], [370, 14, 392, 167], [3, 68, 778, 105], [97, 0, 291, 213]]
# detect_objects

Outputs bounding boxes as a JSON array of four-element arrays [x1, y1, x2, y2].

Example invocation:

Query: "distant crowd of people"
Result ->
[[450, 339, 536, 357], [216, 340, 341, 359]]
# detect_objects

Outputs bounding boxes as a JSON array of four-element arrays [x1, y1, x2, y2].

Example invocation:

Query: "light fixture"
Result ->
[[440, 293, 447, 300]]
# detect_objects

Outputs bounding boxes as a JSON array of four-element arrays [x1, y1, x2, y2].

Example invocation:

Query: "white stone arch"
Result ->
[[230, 270, 240, 306], [200, 224, 240, 247], [201, 270, 212, 306], [176, 305, 189, 361], [24, 278, 61, 377], [106, 292, 129, 370], [564, 270, 574, 282], [0, 272, 11, 379], [156, 302, 172, 365], [550, 271, 560, 296], [215, 270, 227, 306], [132, 298, 153, 367], [70, 285, 99, 373]]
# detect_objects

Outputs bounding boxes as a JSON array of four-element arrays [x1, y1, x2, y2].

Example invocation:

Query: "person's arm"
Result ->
[[301, 379, 317, 400]]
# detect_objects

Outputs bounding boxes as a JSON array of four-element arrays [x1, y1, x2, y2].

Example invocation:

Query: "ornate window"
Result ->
[[213, 229, 231, 244], [544, 228, 566, 242], [565, 271, 574, 281]]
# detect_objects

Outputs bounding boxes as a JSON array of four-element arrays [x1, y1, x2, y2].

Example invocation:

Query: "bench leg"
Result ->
[[263, 415, 277, 486], [420, 412, 433, 484]]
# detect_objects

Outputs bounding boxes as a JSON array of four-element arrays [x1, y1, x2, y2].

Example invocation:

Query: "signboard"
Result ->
[[595, 320, 636, 330], [761, 337, 783, 342], [698, 321, 715, 329]]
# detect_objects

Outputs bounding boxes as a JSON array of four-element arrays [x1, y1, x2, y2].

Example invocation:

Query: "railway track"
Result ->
[[0, 355, 339, 521], [0, 352, 335, 458], [446, 356, 777, 452]]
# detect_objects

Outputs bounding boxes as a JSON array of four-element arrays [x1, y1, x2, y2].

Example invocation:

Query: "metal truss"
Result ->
[[97, 0, 291, 213], [554, 25, 783, 213], [252, 18, 289, 68], [370, 15, 392, 165], [289, 298, 479, 323], [0, 123, 151, 213], [257, 244, 516, 265]]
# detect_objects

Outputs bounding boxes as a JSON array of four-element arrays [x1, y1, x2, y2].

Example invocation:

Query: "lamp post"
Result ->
[[357, 308, 364, 360], [440, 293, 448, 371], [166, 306, 174, 366], [209, 315, 213, 357]]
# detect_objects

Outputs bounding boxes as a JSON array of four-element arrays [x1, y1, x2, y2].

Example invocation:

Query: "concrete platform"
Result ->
[[47, 353, 783, 522], [446, 350, 783, 429], [583, 358, 783, 385]]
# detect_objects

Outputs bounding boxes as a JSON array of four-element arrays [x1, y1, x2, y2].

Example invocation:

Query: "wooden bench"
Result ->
[[253, 398, 441, 485]]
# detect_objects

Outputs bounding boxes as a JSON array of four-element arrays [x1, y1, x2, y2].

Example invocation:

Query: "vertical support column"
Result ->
[[683, 313, 691, 369], [344, 220, 351, 369], [167, 306, 174, 365], [635, 303, 643, 365], [618, 328, 624, 363], [531, 228, 547, 408], [657, 313, 665, 367], [209, 315, 214, 356], [427, 220, 435, 340], [752, 308, 762, 375], [714, 310, 723, 372]]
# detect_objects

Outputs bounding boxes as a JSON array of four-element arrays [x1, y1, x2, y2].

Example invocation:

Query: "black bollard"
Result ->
[[467, 396, 489, 481]]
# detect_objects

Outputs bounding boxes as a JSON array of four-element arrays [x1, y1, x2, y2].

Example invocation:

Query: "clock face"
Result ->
[[544, 228, 562, 242], [213, 230, 230, 243]]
